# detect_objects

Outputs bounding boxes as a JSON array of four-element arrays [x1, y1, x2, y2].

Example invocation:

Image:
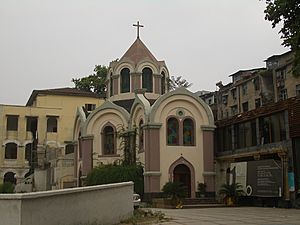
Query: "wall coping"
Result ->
[[0, 182, 133, 200]]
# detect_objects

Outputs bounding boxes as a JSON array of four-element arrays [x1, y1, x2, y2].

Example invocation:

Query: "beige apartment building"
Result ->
[[205, 50, 300, 207], [0, 88, 103, 192], [210, 51, 300, 121]]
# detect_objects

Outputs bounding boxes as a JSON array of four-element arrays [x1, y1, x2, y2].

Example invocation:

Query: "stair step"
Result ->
[[182, 198, 218, 205], [182, 203, 226, 209]]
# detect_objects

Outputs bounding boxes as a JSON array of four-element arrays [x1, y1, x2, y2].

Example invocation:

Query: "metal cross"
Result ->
[[133, 21, 144, 39]]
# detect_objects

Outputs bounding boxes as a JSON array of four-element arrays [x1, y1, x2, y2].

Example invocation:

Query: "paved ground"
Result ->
[[150, 207, 300, 225]]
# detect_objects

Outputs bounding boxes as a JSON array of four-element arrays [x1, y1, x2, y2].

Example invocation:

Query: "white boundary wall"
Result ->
[[0, 182, 134, 225]]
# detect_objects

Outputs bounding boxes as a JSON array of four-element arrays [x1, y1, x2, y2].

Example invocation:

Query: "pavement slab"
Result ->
[[150, 207, 300, 225]]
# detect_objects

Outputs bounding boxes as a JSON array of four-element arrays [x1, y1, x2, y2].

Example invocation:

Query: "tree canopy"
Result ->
[[168, 75, 193, 91], [72, 65, 108, 95], [264, 0, 300, 75]]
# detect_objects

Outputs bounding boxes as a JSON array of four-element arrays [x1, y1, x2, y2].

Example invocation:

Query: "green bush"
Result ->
[[0, 182, 15, 193], [162, 182, 187, 201], [86, 163, 144, 195]]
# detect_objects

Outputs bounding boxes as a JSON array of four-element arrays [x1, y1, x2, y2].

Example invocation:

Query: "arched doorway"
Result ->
[[173, 164, 191, 197], [4, 172, 16, 184]]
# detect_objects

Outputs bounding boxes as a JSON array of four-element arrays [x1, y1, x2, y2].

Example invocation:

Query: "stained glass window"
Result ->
[[103, 126, 115, 155], [167, 118, 179, 145], [142, 67, 153, 92], [183, 118, 194, 145], [121, 68, 130, 93]]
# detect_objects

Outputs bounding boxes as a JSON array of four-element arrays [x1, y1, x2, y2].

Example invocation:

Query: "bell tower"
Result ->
[[106, 22, 169, 111]]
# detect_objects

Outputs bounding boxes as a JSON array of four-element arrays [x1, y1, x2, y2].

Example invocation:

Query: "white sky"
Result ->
[[0, 0, 287, 105]]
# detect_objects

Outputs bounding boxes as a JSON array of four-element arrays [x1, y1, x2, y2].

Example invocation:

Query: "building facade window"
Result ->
[[183, 118, 194, 146], [255, 98, 261, 108], [167, 117, 179, 145], [102, 125, 116, 155], [26, 117, 37, 133], [142, 67, 153, 92], [231, 105, 238, 116], [259, 112, 286, 144], [234, 120, 257, 149], [5, 143, 17, 159], [65, 144, 74, 154], [85, 104, 96, 112], [7, 115, 18, 131], [253, 77, 260, 91], [120, 68, 130, 93], [222, 94, 228, 105], [47, 116, 58, 132], [242, 83, 248, 95], [276, 69, 286, 80], [279, 89, 288, 100], [231, 88, 237, 100], [242, 102, 249, 112], [161, 71, 166, 94], [216, 125, 233, 152]]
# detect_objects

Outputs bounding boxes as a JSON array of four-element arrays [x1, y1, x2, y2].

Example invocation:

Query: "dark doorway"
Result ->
[[4, 172, 16, 184], [173, 164, 191, 197]]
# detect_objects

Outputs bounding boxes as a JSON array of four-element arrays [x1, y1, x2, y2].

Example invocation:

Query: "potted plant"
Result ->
[[197, 182, 206, 198], [161, 181, 187, 208], [218, 183, 244, 206]]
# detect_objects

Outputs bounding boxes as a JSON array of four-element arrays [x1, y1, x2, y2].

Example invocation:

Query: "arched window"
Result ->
[[110, 72, 114, 97], [102, 125, 115, 155], [161, 71, 166, 94], [5, 143, 17, 159], [120, 68, 130, 93], [142, 67, 153, 92], [167, 118, 179, 145], [139, 120, 144, 151], [183, 118, 195, 146], [4, 172, 16, 184]]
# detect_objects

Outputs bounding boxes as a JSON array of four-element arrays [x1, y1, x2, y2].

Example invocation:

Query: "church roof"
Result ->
[[113, 98, 156, 113], [120, 38, 158, 64]]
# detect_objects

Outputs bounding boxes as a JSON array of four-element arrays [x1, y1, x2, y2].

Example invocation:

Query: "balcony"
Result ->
[[216, 140, 291, 159]]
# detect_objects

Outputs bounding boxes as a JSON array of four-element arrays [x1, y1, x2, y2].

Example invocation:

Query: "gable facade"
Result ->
[[74, 38, 215, 198]]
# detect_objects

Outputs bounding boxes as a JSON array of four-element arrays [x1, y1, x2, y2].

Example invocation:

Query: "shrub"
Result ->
[[162, 182, 187, 201], [0, 182, 15, 193], [219, 183, 244, 206], [86, 163, 144, 195]]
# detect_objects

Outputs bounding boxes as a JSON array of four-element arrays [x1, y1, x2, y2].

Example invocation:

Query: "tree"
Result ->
[[264, 0, 300, 75], [72, 65, 108, 95], [168, 75, 192, 91]]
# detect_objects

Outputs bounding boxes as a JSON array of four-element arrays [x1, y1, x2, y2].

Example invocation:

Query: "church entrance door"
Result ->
[[173, 164, 191, 197]]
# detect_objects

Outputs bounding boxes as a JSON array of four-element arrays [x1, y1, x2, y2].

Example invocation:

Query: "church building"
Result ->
[[73, 23, 216, 198]]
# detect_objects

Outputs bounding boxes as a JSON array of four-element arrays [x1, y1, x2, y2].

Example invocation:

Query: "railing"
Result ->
[[216, 140, 291, 157]]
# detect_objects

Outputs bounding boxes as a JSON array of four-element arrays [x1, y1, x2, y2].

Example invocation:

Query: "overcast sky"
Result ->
[[0, 0, 287, 105]]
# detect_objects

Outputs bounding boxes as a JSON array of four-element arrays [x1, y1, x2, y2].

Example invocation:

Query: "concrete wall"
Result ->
[[0, 182, 133, 225]]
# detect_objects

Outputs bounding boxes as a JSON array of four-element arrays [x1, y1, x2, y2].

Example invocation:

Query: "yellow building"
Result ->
[[0, 88, 104, 191]]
